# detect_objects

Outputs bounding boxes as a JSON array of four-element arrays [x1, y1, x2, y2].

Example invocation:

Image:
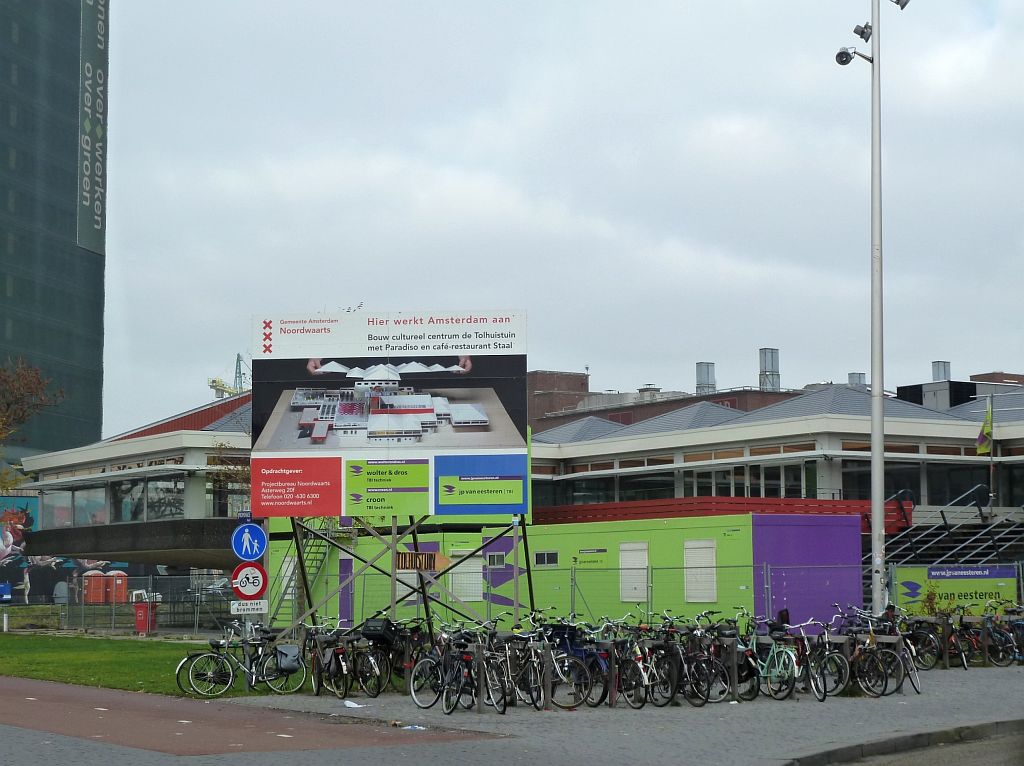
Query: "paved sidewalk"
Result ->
[[229, 664, 1024, 765]]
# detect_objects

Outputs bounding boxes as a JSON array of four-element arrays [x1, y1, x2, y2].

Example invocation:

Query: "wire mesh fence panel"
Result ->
[[569, 567, 644, 623], [764, 565, 864, 626], [650, 566, 758, 621]]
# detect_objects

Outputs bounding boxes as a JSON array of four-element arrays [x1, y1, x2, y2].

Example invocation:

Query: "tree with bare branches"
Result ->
[[0, 358, 63, 491]]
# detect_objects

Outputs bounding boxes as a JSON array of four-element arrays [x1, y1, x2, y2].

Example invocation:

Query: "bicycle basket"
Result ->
[[275, 644, 302, 673], [361, 617, 398, 644]]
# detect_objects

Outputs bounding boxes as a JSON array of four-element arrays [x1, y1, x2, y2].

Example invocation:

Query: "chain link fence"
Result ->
[[1, 563, 1020, 633]]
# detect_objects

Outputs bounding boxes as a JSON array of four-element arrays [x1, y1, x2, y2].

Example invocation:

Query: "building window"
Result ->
[[619, 472, 674, 501], [763, 466, 782, 498], [146, 476, 185, 519], [74, 486, 107, 526], [696, 471, 713, 497], [449, 550, 483, 602], [41, 491, 73, 529], [487, 553, 506, 568], [715, 469, 732, 497], [684, 539, 717, 603], [535, 551, 559, 567], [619, 542, 648, 602], [568, 477, 614, 504], [110, 479, 145, 523], [784, 464, 803, 498]]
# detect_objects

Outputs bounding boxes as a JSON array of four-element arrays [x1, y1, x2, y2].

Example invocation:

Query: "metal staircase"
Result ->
[[870, 485, 1024, 567], [860, 485, 1024, 602], [267, 516, 355, 626]]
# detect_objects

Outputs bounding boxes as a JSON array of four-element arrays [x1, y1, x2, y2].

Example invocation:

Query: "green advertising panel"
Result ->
[[344, 458, 430, 516], [437, 475, 524, 506], [894, 565, 1018, 615]]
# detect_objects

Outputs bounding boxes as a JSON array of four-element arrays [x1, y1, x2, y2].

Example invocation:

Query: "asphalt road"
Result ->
[[1, 665, 1022, 766]]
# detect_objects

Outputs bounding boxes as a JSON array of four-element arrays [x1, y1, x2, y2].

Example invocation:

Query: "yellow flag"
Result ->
[[977, 399, 993, 455]]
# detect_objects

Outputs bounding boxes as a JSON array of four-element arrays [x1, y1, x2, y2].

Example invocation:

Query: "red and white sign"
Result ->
[[231, 561, 268, 600], [251, 456, 342, 517]]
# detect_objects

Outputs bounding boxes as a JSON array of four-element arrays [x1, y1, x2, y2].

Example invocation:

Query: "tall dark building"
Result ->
[[0, 0, 107, 460]]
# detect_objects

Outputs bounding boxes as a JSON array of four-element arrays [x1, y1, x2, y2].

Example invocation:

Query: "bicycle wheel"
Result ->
[[680, 660, 711, 707], [458, 660, 477, 710], [948, 634, 969, 670], [175, 653, 203, 695], [483, 658, 507, 714], [988, 630, 1015, 667], [584, 656, 609, 707], [763, 650, 796, 700], [387, 647, 411, 692], [441, 664, 463, 715], [817, 650, 850, 697], [324, 652, 352, 699], [616, 658, 646, 709], [902, 650, 922, 694], [732, 652, 760, 702], [855, 652, 887, 698], [551, 654, 593, 709], [805, 655, 826, 702], [699, 656, 732, 703], [310, 651, 323, 696], [262, 653, 307, 694], [910, 630, 940, 671], [523, 658, 544, 710], [188, 652, 234, 697], [876, 648, 906, 696], [968, 641, 984, 667], [410, 656, 443, 709], [648, 653, 677, 708], [356, 650, 386, 698]]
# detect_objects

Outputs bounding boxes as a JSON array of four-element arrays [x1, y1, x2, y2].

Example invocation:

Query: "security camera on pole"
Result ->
[[834, 0, 911, 613]]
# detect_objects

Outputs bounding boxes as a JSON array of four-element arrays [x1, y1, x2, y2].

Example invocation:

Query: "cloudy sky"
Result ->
[[103, 1, 1023, 436]]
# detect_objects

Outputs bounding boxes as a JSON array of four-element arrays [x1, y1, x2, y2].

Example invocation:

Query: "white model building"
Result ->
[[287, 362, 491, 444]]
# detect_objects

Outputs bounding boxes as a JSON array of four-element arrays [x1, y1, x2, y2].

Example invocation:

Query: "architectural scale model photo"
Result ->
[[252, 362, 524, 451]]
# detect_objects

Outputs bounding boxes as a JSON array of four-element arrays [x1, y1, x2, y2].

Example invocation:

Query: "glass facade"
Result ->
[[39, 473, 187, 529], [0, 1, 105, 457]]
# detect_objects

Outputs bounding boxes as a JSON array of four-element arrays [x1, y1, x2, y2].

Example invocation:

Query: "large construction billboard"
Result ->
[[250, 310, 527, 520]]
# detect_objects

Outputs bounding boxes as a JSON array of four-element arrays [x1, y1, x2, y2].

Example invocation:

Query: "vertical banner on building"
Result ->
[[249, 310, 528, 521], [76, 0, 109, 256]]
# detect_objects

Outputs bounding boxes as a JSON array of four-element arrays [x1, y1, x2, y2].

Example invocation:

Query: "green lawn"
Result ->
[[0, 632, 257, 697]]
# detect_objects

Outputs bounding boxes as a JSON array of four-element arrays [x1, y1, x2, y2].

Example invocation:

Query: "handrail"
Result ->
[[938, 484, 989, 528], [886, 489, 915, 527]]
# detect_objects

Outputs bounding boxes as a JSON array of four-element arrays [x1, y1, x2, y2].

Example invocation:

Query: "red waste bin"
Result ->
[[133, 602, 158, 634]]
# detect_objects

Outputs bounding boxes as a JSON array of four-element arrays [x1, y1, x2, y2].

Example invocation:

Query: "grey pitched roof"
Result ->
[[608, 401, 745, 438], [728, 384, 968, 425], [202, 402, 253, 433], [948, 389, 1024, 423], [533, 417, 624, 444]]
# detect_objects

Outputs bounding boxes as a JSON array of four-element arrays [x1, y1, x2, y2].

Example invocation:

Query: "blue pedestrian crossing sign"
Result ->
[[231, 523, 268, 562]]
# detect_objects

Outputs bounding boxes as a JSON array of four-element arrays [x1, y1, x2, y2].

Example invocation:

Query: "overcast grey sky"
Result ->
[[103, 1, 1023, 436]]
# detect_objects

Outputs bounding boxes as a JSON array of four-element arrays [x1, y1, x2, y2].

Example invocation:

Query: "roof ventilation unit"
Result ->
[[848, 372, 866, 387], [696, 362, 716, 395], [759, 348, 780, 392], [932, 361, 951, 382]]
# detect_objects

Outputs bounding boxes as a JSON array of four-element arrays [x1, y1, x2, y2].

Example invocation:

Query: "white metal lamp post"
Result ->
[[836, 0, 909, 613]]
